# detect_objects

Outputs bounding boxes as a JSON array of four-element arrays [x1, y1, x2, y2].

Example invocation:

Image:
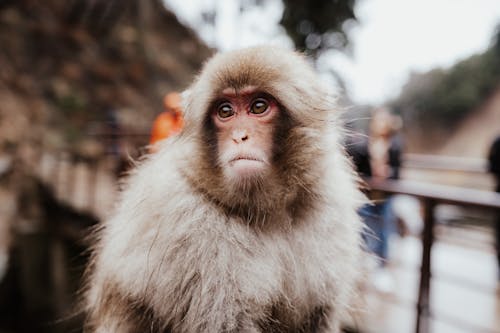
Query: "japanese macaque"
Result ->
[[84, 46, 365, 332]]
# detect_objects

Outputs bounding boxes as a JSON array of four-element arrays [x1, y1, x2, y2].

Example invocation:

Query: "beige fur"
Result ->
[[84, 46, 365, 332]]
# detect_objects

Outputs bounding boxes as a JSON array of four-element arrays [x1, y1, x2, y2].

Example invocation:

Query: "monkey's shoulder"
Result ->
[[108, 157, 206, 231]]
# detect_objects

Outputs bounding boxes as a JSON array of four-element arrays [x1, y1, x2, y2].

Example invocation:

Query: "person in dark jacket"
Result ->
[[488, 135, 500, 277], [347, 107, 402, 268]]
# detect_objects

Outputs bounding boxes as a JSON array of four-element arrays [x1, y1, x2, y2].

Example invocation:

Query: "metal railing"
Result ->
[[365, 178, 500, 333]]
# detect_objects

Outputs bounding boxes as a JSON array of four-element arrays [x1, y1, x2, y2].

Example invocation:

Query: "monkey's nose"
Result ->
[[232, 130, 249, 143]]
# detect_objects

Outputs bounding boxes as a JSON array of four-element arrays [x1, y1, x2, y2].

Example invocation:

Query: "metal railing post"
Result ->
[[416, 198, 436, 333]]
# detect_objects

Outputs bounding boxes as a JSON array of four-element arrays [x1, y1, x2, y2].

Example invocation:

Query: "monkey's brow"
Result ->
[[221, 85, 258, 97], [213, 91, 278, 107]]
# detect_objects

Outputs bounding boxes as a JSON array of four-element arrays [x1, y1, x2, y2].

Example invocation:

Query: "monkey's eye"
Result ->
[[217, 103, 234, 119], [250, 99, 269, 115]]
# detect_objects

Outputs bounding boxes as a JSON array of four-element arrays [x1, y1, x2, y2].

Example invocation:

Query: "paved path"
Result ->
[[358, 230, 499, 333]]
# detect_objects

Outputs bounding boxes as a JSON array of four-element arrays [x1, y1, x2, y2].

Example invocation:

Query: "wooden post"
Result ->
[[88, 158, 98, 213], [415, 198, 436, 333]]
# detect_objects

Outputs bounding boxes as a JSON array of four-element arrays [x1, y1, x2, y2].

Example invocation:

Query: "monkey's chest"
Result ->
[[232, 231, 332, 327], [140, 219, 334, 332]]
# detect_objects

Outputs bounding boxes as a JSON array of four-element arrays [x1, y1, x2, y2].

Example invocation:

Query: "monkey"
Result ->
[[83, 46, 366, 333]]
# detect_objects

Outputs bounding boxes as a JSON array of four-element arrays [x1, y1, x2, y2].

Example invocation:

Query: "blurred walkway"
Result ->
[[37, 152, 118, 221], [358, 227, 499, 333]]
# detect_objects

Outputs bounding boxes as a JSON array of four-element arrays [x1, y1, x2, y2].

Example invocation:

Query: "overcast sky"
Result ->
[[163, 0, 500, 105]]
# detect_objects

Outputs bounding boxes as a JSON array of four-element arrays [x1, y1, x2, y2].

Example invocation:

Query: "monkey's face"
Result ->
[[211, 86, 279, 183]]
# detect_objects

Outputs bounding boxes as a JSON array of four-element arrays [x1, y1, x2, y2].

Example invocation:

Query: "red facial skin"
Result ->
[[212, 87, 279, 180]]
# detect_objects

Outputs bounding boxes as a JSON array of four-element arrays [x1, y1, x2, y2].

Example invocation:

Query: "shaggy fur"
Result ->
[[84, 46, 365, 332]]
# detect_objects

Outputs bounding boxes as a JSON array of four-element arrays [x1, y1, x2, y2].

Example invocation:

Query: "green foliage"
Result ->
[[392, 34, 500, 129], [53, 92, 89, 144], [279, 0, 357, 57], [56, 93, 87, 114]]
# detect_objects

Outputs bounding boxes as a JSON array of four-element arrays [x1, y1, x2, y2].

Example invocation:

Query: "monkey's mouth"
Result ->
[[228, 155, 267, 176], [230, 156, 264, 163]]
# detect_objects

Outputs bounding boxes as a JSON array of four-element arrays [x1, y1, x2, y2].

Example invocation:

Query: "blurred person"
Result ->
[[103, 108, 129, 176], [104, 108, 121, 157], [488, 135, 500, 278], [347, 107, 403, 292], [149, 92, 184, 152], [368, 108, 402, 180]]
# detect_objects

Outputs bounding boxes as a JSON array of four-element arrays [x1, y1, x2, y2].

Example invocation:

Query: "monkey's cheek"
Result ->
[[227, 159, 267, 179]]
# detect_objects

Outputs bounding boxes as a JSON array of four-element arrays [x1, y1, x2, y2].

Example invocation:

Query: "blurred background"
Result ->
[[0, 0, 499, 332]]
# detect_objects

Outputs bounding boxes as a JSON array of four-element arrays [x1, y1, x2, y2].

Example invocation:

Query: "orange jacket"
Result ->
[[150, 111, 184, 145]]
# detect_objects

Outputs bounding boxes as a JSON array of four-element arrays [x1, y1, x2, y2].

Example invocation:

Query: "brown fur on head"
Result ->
[[180, 46, 337, 221], [182, 47, 333, 134]]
